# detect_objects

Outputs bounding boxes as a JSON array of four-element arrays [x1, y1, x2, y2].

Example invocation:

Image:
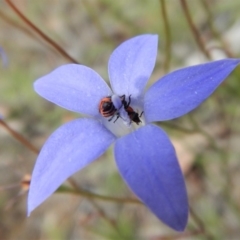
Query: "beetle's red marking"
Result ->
[[99, 97, 117, 117]]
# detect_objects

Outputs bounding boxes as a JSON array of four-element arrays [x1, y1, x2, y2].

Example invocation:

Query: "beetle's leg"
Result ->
[[119, 95, 126, 109], [108, 114, 115, 122], [126, 95, 131, 108], [120, 94, 125, 101], [113, 113, 120, 123]]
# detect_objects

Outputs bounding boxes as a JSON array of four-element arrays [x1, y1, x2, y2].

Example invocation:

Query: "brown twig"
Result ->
[[5, 0, 79, 64], [58, 185, 141, 205], [0, 119, 39, 154], [159, 0, 172, 73], [200, 0, 234, 58], [0, 9, 34, 38], [189, 206, 214, 240], [180, 0, 211, 59]]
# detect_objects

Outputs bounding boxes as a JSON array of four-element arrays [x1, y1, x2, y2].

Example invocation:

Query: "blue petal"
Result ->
[[108, 34, 158, 98], [114, 124, 188, 231], [34, 64, 112, 116], [28, 118, 116, 215], [144, 59, 240, 122]]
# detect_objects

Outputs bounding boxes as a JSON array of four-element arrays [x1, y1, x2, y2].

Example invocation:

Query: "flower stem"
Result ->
[[89, 199, 124, 238], [199, 0, 234, 58], [0, 119, 39, 154], [160, 121, 197, 134], [5, 0, 79, 64], [159, 0, 172, 73], [188, 115, 219, 151], [190, 206, 214, 239], [180, 0, 211, 59], [57, 185, 142, 205]]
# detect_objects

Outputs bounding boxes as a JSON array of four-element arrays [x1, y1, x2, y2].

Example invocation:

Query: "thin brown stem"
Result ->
[[5, 0, 79, 64], [200, 0, 234, 58], [0, 119, 39, 154], [160, 121, 197, 134], [0, 9, 61, 56], [180, 0, 211, 59], [190, 206, 214, 240], [57, 185, 141, 205], [0, 9, 34, 38], [159, 0, 172, 73], [89, 200, 123, 237]]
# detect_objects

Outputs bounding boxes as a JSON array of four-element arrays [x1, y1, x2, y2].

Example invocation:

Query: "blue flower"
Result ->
[[28, 34, 240, 231]]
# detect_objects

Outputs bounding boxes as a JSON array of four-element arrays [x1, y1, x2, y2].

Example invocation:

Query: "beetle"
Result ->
[[99, 96, 116, 118], [99, 95, 143, 125], [99, 95, 125, 122], [122, 95, 143, 125], [125, 106, 143, 125]]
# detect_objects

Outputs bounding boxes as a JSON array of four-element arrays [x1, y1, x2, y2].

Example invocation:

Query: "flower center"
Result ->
[[98, 94, 145, 137]]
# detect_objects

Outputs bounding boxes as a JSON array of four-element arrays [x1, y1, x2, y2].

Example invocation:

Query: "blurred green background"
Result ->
[[1, 0, 240, 239]]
